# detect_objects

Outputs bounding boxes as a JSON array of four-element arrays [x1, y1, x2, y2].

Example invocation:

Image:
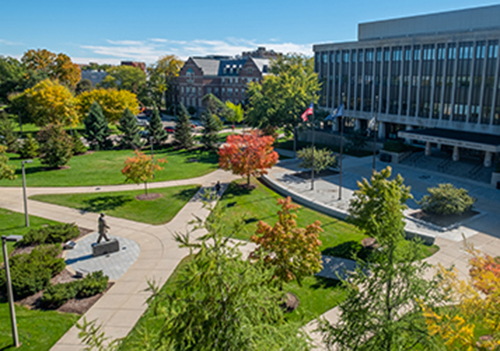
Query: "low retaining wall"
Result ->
[[260, 174, 436, 245]]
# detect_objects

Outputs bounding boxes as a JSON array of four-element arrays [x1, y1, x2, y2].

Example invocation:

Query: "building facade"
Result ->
[[313, 5, 500, 166], [175, 48, 277, 114]]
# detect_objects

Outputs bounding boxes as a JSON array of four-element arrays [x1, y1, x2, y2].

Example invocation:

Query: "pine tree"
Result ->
[[118, 108, 143, 149], [37, 124, 74, 168], [72, 132, 88, 155], [19, 134, 39, 159], [201, 111, 220, 150], [0, 112, 18, 152], [147, 106, 167, 146], [83, 101, 112, 150], [174, 104, 194, 149]]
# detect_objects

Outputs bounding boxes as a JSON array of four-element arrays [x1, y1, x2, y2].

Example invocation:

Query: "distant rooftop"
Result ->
[[359, 4, 500, 41]]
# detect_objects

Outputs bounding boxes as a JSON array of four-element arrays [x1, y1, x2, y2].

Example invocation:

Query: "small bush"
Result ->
[[418, 183, 476, 216], [0, 244, 65, 300], [76, 271, 108, 298], [72, 133, 88, 155], [37, 123, 74, 168], [383, 140, 412, 153], [297, 147, 336, 173], [41, 282, 78, 308], [19, 134, 40, 159], [18, 223, 80, 247]]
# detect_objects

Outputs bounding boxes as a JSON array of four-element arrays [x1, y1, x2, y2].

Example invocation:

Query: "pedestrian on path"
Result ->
[[97, 213, 111, 243], [215, 181, 221, 197]]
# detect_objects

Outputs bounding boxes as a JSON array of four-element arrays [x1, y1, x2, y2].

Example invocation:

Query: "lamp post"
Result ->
[[149, 136, 155, 180], [21, 160, 33, 227], [2, 235, 24, 348]]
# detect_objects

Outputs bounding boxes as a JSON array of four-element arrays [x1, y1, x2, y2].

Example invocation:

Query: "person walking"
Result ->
[[97, 213, 111, 243]]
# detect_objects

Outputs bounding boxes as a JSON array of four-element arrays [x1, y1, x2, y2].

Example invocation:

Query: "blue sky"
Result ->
[[1, 0, 500, 64]]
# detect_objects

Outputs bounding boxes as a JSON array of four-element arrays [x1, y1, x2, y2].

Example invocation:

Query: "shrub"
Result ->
[[383, 140, 412, 153], [76, 271, 108, 298], [297, 147, 336, 173], [18, 223, 80, 247], [41, 282, 78, 308], [418, 183, 476, 216], [0, 244, 65, 300], [72, 133, 88, 155], [19, 134, 39, 159], [37, 123, 74, 168]]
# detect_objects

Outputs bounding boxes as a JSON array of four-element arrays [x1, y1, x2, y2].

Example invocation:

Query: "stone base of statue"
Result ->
[[92, 239, 120, 257]]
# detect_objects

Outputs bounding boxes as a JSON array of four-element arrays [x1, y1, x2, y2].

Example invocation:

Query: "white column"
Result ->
[[354, 118, 361, 131], [425, 141, 431, 156], [378, 121, 385, 139], [405, 125, 413, 144], [452, 145, 460, 161], [484, 151, 492, 167]]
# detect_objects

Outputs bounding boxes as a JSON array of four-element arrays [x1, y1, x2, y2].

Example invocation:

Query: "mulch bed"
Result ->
[[291, 169, 339, 180], [57, 282, 114, 315], [136, 193, 163, 201], [410, 209, 480, 228]]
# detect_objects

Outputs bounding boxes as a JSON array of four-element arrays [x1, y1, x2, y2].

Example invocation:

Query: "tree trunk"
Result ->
[[144, 181, 148, 195], [384, 246, 394, 351], [293, 126, 297, 153], [247, 174, 250, 185]]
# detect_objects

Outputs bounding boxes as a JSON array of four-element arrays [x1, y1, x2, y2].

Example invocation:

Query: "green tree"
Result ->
[[37, 124, 74, 168], [75, 78, 93, 95], [346, 130, 368, 154], [0, 145, 16, 180], [225, 101, 244, 127], [0, 111, 18, 152], [200, 112, 221, 150], [297, 147, 336, 173], [71, 133, 88, 155], [118, 108, 143, 149], [246, 55, 320, 151], [418, 183, 475, 216], [202, 93, 231, 122], [147, 106, 167, 146], [0, 56, 26, 102], [319, 166, 440, 351], [83, 102, 112, 150], [147, 55, 183, 109], [19, 134, 40, 159], [174, 104, 194, 149]]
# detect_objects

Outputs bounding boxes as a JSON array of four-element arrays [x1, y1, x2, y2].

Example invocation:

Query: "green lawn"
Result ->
[[30, 185, 201, 225], [0, 208, 60, 261], [12, 121, 120, 136], [0, 147, 218, 187], [217, 178, 366, 252], [0, 303, 78, 351]]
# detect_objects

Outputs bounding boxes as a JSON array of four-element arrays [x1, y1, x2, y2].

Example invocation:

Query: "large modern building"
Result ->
[[313, 5, 500, 167], [175, 47, 278, 114]]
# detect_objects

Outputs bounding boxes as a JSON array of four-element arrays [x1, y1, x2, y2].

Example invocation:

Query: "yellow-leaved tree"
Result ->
[[422, 246, 500, 350], [22, 79, 78, 126], [77, 88, 139, 124], [121, 150, 166, 195]]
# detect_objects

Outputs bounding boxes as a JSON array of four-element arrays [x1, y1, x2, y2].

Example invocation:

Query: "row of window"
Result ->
[[180, 85, 247, 96], [222, 77, 259, 84], [320, 40, 499, 64]]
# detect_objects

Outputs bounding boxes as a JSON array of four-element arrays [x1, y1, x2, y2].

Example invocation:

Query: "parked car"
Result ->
[[164, 126, 175, 133], [136, 118, 149, 127], [138, 130, 150, 138]]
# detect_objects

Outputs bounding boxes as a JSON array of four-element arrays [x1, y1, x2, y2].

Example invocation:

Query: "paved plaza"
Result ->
[[0, 154, 499, 350]]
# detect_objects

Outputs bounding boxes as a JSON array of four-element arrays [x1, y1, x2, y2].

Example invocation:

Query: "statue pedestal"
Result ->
[[92, 239, 119, 257]]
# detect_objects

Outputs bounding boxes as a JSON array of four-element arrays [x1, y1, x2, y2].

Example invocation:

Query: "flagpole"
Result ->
[[338, 93, 345, 201], [311, 105, 315, 190], [372, 95, 379, 173]]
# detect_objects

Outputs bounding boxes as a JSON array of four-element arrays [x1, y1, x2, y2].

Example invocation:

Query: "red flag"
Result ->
[[301, 103, 313, 122]]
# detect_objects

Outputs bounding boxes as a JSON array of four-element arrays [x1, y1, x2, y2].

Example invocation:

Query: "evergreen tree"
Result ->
[[72, 132, 88, 155], [118, 108, 143, 149], [174, 104, 194, 149], [147, 106, 167, 146], [37, 124, 73, 168], [0, 111, 18, 152], [19, 134, 39, 159], [83, 101, 112, 150], [201, 111, 220, 150]]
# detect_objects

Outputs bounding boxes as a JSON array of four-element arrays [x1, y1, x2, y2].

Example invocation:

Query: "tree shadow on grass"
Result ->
[[310, 276, 343, 289], [322, 240, 372, 262], [223, 182, 255, 198], [173, 188, 200, 201], [80, 195, 131, 213]]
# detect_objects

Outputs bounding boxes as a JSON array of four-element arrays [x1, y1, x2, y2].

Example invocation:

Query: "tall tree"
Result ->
[[0, 145, 16, 180], [118, 108, 143, 149], [251, 197, 323, 288], [147, 55, 183, 109], [174, 104, 194, 149], [147, 106, 167, 146], [76, 88, 139, 123], [83, 101, 112, 150], [202, 93, 231, 121], [21, 49, 81, 88], [121, 150, 166, 195], [75, 79, 93, 95], [37, 124, 74, 168], [200, 112, 221, 150], [0, 112, 18, 152], [21, 79, 78, 126], [100, 65, 148, 104], [218, 131, 279, 185], [319, 166, 441, 351], [246, 55, 320, 150], [225, 101, 244, 127]]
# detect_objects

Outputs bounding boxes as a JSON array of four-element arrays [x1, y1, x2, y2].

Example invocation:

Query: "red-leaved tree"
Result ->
[[218, 131, 279, 185], [121, 150, 166, 195]]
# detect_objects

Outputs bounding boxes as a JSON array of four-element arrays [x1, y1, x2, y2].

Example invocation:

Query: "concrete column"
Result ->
[[332, 118, 340, 132], [405, 125, 413, 144], [425, 141, 432, 156], [354, 118, 361, 131], [484, 151, 492, 167], [378, 121, 385, 139], [452, 145, 460, 161]]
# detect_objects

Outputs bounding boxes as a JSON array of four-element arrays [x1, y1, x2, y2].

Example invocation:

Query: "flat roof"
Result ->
[[398, 128, 500, 152]]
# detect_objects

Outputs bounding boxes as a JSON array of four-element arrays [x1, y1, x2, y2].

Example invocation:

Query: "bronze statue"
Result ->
[[97, 213, 110, 243]]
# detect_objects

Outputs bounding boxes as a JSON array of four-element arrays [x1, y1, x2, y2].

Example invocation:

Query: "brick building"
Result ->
[[175, 48, 278, 114]]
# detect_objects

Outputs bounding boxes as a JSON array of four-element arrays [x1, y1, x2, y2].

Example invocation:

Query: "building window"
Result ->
[[366, 49, 373, 62], [384, 49, 390, 61], [336, 52, 341, 63], [392, 48, 402, 61], [181, 86, 184, 93], [488, 41, 498, 58], [323, 53, 328, 63], [376, 49, 382, 62], [437, 45, 445, 60], [343, 52, 349, 63], [476, 42, 486, 59], [207, 87, 212, 94], [414, 47, 421, 60], [358, 50, 364, 62], [351, 50, 357, 62], [423, 46, 435, 60]]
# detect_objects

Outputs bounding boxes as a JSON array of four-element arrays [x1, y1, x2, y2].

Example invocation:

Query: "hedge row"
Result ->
[[17, 223, 80, 247], [41, 271, 109, 309], [0, 245, 65, 300]]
